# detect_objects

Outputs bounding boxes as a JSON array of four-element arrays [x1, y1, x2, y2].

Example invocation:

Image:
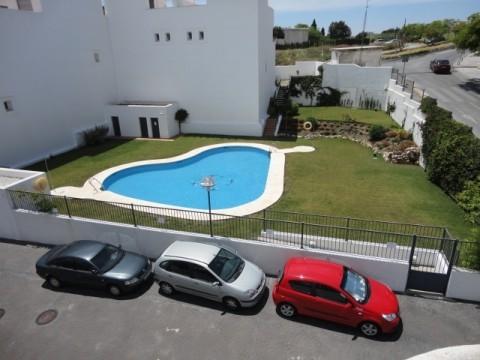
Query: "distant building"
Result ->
[[330, 46, 383, 67], [276, 28, 309, 46]]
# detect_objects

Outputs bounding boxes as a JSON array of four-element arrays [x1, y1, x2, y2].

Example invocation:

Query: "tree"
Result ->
[[424, 20, 448, 41], [454, 13, 480, 52], [295, 23, 309, 29], [273, 26, 285, 39], [328, 21, 352, 40], [311, 19, 317, 30], [355, 31, 370, 44], [320, 27, 325, 36], [175, 109, 189, 135], [308, 28, 321, 46]]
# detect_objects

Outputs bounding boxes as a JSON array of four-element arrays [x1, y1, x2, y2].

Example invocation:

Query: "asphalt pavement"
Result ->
[[1, 241, 479, 360], [383, 49, 480, 136]]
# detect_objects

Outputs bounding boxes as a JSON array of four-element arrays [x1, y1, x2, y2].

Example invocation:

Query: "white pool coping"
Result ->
[[52, 143, 315, 219]]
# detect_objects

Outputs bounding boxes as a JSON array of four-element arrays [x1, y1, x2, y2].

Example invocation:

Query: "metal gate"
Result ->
[[406, 236, 459, 295]]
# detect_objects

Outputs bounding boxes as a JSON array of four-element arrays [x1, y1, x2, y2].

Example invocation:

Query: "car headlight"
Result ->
[[124, 277, 140, 286], [382, 313, 397, 322], [245, 289, 257, 297]]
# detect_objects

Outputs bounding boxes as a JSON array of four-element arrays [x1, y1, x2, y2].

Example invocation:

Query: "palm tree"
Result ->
[[175, 109, 189, 135]]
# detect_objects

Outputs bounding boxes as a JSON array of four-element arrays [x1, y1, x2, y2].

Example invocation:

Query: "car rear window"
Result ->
[[438, 60, 450, 65]]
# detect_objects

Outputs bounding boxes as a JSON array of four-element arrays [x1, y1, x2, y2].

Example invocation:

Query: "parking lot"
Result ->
[[1, 241, 479, 360]]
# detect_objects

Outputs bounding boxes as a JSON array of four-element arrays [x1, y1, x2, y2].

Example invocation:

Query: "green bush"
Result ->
[[83, 125, 109, 146], [369, 125, 387, 141], [306, 117, 318, 130], [457, 176, 480, 225], [420, 96, 480, 195]]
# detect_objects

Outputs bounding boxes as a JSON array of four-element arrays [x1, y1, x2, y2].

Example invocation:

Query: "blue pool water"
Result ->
[[103, 146, 271, 210]]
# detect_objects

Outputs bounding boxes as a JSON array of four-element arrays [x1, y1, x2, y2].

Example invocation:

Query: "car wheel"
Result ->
[[159, 282, 174, 296], [360, 322, 381, 337], [48, 277, 61, 288], [223, 297, 241, 311], [277, 303, 296, 318], [108, 285, 122, 297]]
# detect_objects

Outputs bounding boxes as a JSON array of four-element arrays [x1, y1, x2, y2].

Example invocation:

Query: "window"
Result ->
[[341, 268, 369, 303], [289, 281, 314, 296], [94, 52, 100, 63], [165, 32, 171, 42], [187, 31, 193, 41], [49, 258, 77, 270], [74, 260, 95, 272], [3, 100, 13, 112], [315, 284, 348, 304], [190, 264, 217, 283], [154, 33, 160, 42], [149, 0, 155, 9], [209, 248, 245, 283], [162, 260, 191, 277], [199, 31, 205, 40]]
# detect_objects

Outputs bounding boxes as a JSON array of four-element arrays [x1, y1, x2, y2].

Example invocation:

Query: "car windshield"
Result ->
[[208, 248, 245, 283], [91, 245, 124, 272], [341, 268, 369, 303]]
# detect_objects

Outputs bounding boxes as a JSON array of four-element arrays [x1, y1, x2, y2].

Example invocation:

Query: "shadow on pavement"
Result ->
[[277, 312, 403, 342], [41, 276, 155, 300], [459, 78, 480, 94], [157, 286, 270, 316]]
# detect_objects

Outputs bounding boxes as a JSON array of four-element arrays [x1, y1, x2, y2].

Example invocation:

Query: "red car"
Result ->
[[430, 59, 451, 74], [272, 258, 400, 337]]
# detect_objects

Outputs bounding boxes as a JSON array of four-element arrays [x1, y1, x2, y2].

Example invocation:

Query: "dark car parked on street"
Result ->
[[430, 59, 451, 74], [36, 240, 152, 296]]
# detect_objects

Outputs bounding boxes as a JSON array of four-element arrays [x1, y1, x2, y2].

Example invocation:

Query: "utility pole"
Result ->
[[358, 0, 370, 66]]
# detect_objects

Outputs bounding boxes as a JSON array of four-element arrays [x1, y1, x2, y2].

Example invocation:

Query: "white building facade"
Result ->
[[0, 0, 275, 168]]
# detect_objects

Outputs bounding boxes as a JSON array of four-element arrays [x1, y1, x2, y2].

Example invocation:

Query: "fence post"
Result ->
[[345, 217, 350, 241], [131, 204, 137, 227], [445, 240, 459, 282], [409, 235, 417, 266], [262, 209, 266, 232], [64, 196, 71, 218], [300, 222, 305, 249], [410, 81, 415, 99]]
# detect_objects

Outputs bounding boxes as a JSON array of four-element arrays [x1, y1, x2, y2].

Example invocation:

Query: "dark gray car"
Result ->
[[36, 240, 152, 296]]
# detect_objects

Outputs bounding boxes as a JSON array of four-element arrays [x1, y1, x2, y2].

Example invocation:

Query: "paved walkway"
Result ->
[[407, 345, 480, 360]]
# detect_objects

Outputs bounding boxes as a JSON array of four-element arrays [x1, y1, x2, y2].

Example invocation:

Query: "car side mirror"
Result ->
[[212, 281, 222, 287]]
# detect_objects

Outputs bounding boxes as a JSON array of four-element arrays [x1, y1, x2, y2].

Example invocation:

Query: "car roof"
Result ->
[[55, 240, 105, 262], [162, 241, 220, 265], [284, 257, 345, 289]]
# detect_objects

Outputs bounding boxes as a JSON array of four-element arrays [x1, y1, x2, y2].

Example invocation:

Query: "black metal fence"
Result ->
[[391, 68, 426, 103], [7, 190, 479, 270]]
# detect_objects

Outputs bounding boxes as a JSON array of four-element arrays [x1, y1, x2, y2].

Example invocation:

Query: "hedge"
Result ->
[[420, 97, 480, 196]]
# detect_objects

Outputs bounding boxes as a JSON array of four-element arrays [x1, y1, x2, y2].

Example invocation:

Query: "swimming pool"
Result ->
[[102, 146, 271, 210]]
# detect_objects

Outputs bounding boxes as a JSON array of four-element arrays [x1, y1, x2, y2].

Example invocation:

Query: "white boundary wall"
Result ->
[[9, 210, 410, 292], [386, 79, 425, 147], [446, 268, 480, 302]]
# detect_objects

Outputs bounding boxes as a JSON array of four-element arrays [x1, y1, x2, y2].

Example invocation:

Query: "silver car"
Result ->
[[153, 241, 266, 310]]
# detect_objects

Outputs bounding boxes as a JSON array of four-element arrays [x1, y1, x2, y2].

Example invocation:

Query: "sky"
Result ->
[[269, 0, 480, 34]]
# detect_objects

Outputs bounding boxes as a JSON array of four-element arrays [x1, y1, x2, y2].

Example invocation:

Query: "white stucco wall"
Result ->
[[386, 79, 425, 150], [446, 268, 480, 302], [322, 64, 391, 108], [8, 210, 409, 292], [106, 103, 179, 139], [104, 0, 275, 137], [0, 0, 117, 168], [331, 47, 383, 67], [275, 61, 324, 80], [276, 28, 309, 46]]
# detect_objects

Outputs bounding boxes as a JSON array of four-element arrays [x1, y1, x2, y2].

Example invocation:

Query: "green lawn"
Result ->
[[297, 106, 398, 128], [27, 135, 476, 240]]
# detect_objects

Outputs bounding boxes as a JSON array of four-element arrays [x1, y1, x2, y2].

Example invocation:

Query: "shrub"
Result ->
[[83, 125, 109, 146], [369, 125, 388, 141], [398, 130, 413, 140], [385, 130, 398, 138], [457, 177, 480, 225], [386, 102, 396, 115], [306, 117, 318, 130], [175, 108, 189, 134], [420, 96, 480, 195], [316, 87, 344, 106]]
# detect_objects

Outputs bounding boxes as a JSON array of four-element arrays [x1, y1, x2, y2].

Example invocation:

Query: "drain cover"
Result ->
[[35, 309, 57, 325], [0, 309, 5, 320]]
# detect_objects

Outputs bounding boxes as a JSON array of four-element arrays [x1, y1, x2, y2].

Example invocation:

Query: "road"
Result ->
[[1, 241, 480, 360], [383, 49, 480, 136]]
